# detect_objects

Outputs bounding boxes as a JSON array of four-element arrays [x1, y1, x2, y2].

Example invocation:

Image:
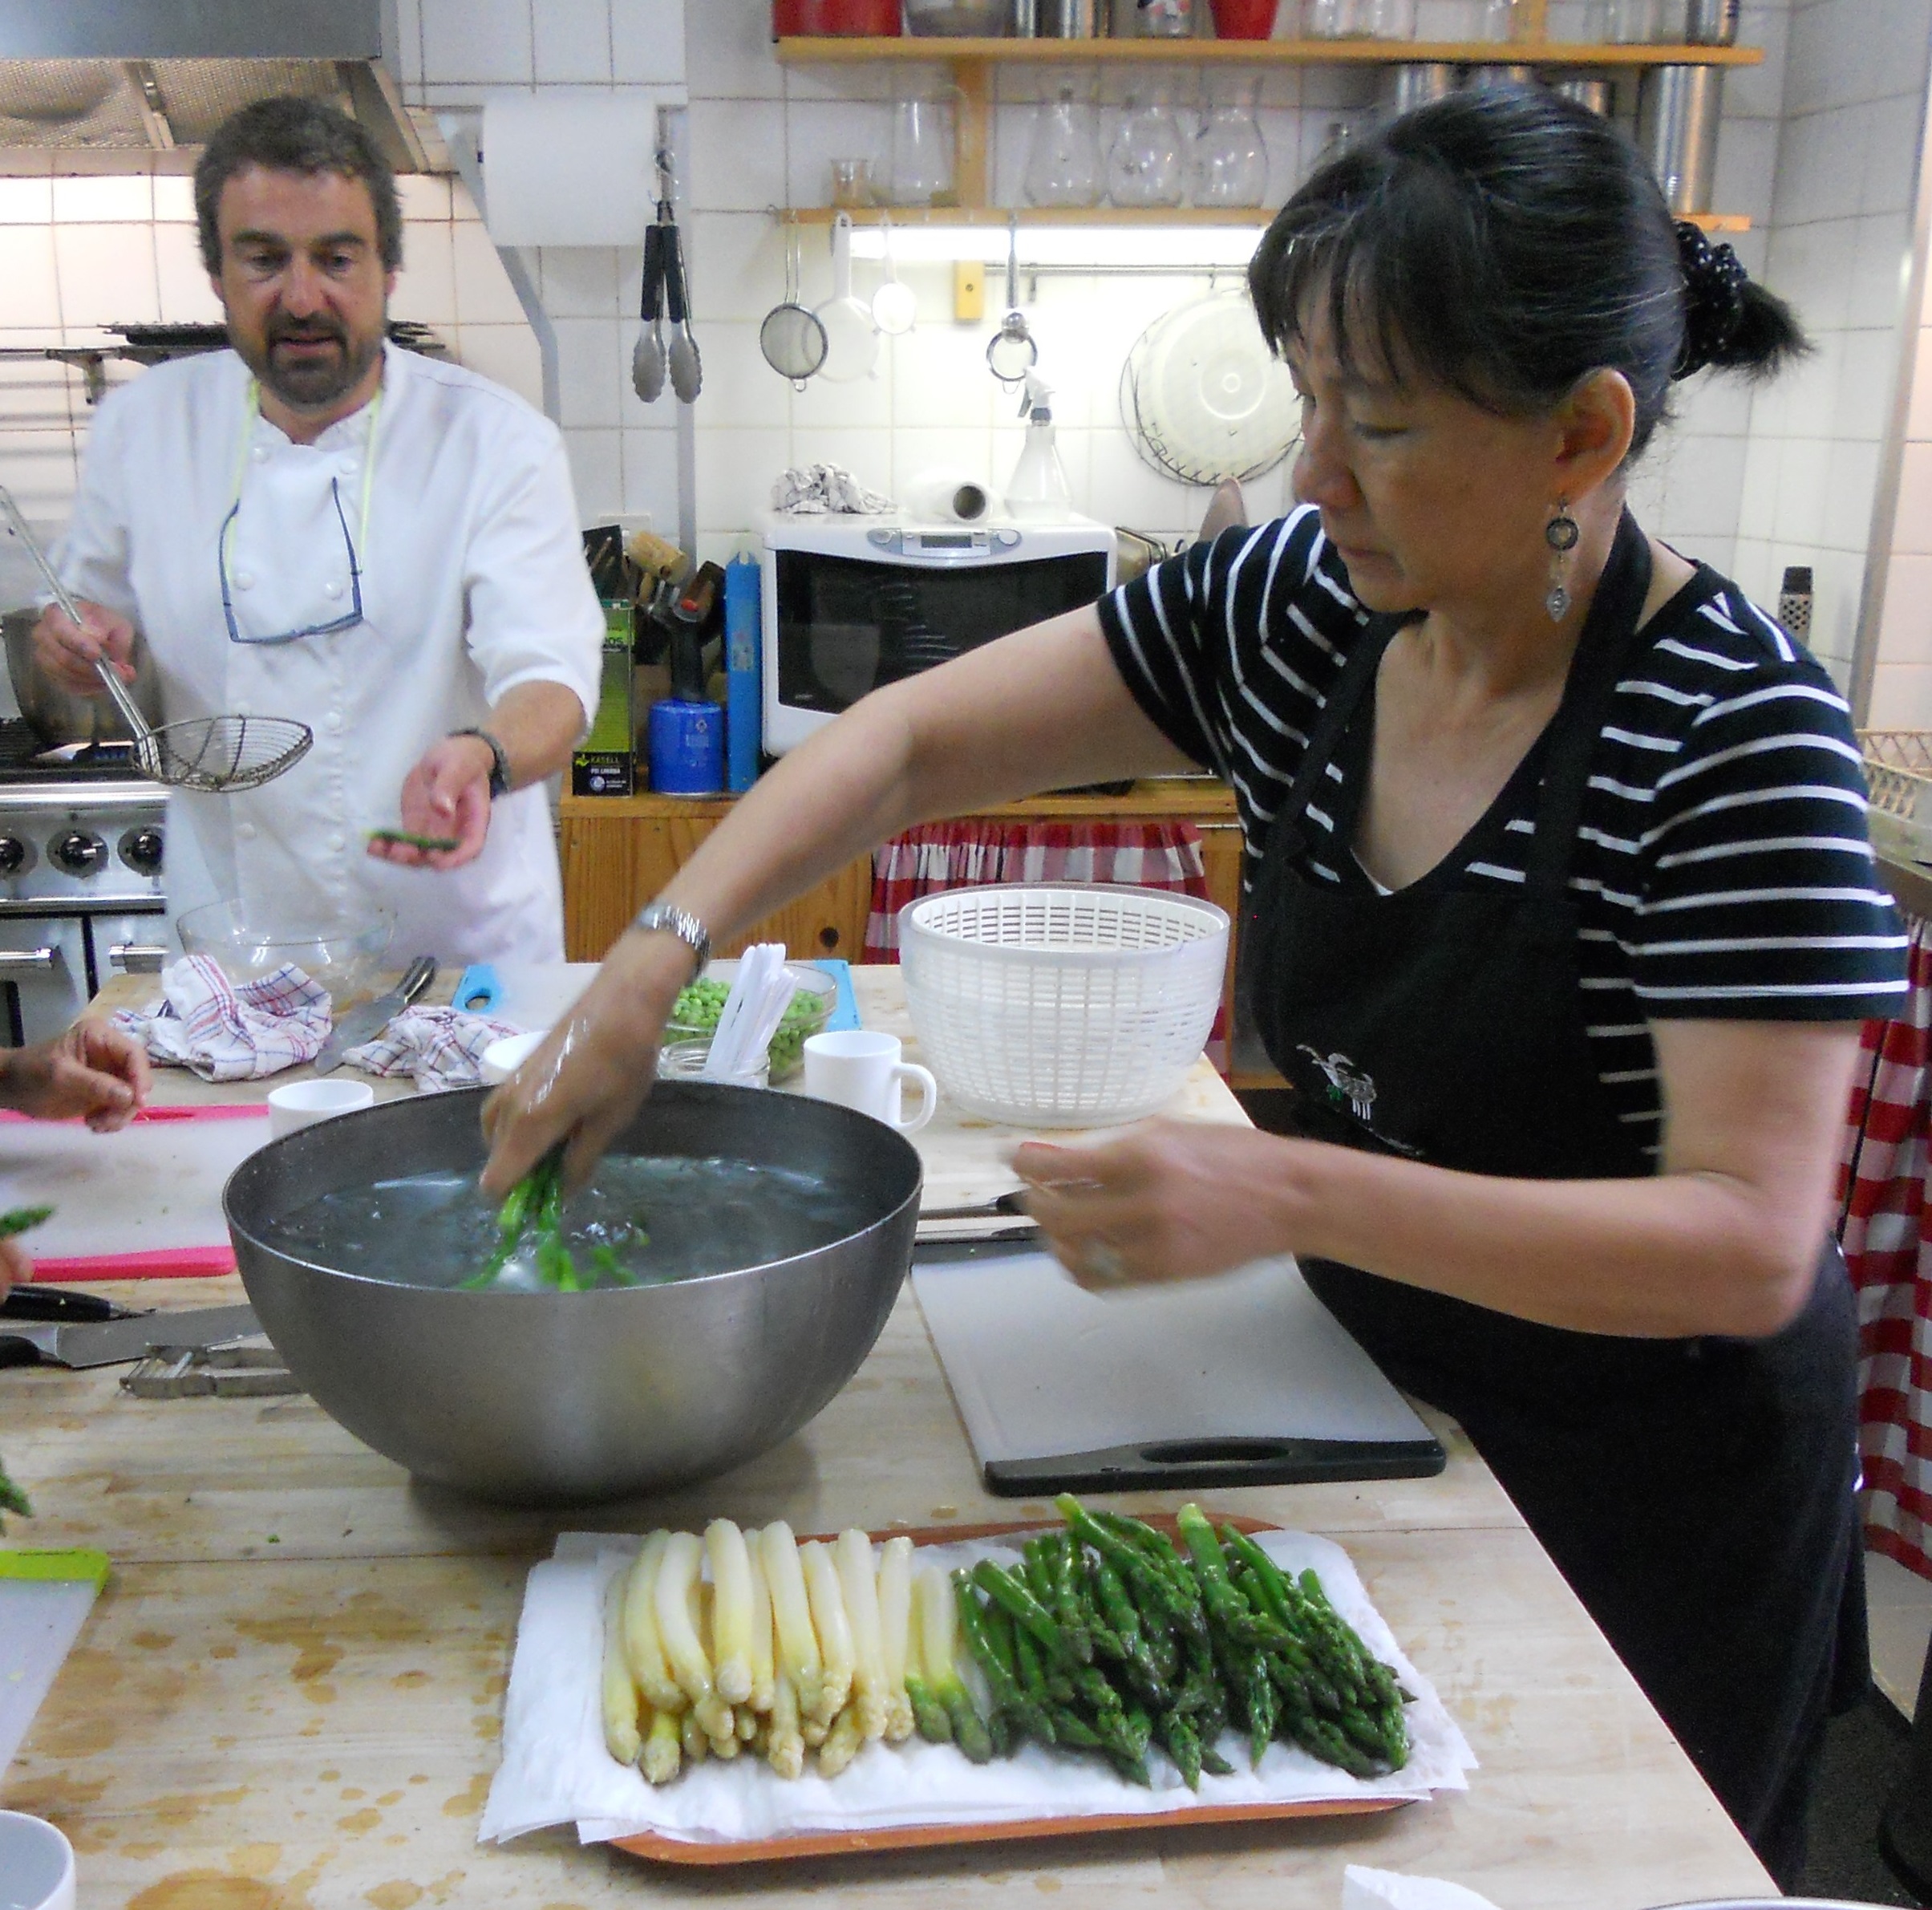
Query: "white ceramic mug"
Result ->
[[268, 1078, 375, 1141], [801, 1030, 937, 1133], [0, 1810, 76, 1910]]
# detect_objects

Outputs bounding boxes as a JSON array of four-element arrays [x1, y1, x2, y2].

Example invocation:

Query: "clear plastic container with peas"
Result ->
[[658, 964, 838, 1083]]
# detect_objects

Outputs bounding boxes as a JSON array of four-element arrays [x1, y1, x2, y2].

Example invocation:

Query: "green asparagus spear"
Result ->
[[0, 1205, 53, 1239], [969, 1559, 1069, 1665], [954, 1573, 1055, 1745], [0, 1456, 30, 1525]]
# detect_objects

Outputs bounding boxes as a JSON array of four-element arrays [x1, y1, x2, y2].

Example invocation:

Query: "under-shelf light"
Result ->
[[844, 222, 1266, 270]]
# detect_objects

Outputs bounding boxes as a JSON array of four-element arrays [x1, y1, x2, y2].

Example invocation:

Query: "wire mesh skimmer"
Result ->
[[0, 487, 313, 794]]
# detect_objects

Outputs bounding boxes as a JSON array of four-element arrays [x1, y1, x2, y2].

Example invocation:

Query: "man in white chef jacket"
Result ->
[[34, 96, 603, 966]]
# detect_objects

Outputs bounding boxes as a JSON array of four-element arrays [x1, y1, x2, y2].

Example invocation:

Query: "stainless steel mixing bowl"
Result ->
[[224, 1082, 923, 1506]]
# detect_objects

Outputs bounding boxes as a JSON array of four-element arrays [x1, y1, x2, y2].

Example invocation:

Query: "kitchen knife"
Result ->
[[0, 1303, 261, 1370], [0, 1284, 139, 1324], [312, 955, 437, 1075]]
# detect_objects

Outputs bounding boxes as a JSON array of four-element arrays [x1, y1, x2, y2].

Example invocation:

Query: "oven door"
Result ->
[[0, 914, 91, 1046]]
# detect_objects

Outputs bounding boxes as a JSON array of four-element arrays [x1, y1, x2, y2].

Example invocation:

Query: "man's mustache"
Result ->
[[266, 320, 346, 347]]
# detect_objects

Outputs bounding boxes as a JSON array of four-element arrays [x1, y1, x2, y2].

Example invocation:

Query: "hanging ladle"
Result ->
[[986, 213, 1038, 386], [0, 487, 312, 794]]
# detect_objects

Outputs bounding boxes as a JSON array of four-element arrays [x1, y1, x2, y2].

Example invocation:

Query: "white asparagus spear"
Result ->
[[706, 1519, 755, 1706], [816, 1701, 865, 1778], [640, 1705, 682, 1786], [759, 1522, 826, 1724], [875, 1535, 917, 1743], [601, 1573, 643, 1766], [622, 1532, 687, 1716], [799, 1539, 855, 1726], [679, 1707, 711, 1766], [743, 1527, 776, 1714], [656, 1530, 733, 1739], [835, 1528, 890, 1742], [766, 1668, 805, 1779]]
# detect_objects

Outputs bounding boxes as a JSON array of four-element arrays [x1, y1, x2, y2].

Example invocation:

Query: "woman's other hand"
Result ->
[[0, 1020, 152, 1131], [0, 1235, 28, 1299], [1015, 1120, 1302, 1292], [479, 930, 695, 1198]]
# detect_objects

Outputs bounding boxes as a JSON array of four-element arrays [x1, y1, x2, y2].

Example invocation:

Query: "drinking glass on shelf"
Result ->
[[1107, 87, 1186, 207], [1304, 0, 1359, 34], [1606, 0, 1661, 40], [888, 95, 958, 206], [1189, 78, 1269, 208], [829, 158, 876, 209], [1577, 0, 1613, 36], [1024, 85, 1104, 208], [1480, 0, 1518, 39], [1363, 0, 1415, 35]]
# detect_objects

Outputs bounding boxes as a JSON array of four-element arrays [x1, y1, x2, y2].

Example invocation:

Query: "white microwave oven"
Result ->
[[759, 513, 1117, 756]]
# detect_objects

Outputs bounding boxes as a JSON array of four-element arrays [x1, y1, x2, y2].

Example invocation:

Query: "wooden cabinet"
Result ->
[[558, 778, 1269, 1075]]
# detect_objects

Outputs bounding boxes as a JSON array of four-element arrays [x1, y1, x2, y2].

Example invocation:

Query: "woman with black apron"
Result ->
[[479, 89, 1906, 1883]]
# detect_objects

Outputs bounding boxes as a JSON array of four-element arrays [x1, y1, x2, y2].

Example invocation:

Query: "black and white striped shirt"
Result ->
[[1096, 508, 1910, 1150]]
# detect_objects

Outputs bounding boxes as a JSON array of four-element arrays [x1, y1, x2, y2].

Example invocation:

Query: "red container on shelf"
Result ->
[[1208, 0, 1279, 34], [773, 0, 901, 34]]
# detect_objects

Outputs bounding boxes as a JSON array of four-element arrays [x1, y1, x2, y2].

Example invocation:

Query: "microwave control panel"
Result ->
[[865, 527, 1023, 561]]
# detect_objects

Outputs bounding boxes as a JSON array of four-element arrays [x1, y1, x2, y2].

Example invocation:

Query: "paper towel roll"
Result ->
[[903, 466, 994, 523], [480, 93, 657, 248]]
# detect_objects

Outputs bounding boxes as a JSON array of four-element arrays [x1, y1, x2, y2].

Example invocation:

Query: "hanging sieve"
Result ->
[[760, 223, 828, 388], [0, 487, 313, 795]]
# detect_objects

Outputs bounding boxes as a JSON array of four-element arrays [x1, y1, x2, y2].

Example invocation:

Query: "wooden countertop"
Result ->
[[2, 970, 1772, 1907]]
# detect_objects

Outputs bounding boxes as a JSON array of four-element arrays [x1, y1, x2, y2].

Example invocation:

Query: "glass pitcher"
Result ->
[[1107, 87, 1185, 209], [1024, 85, 1104, 209], [885, 94, 958, 208], [1189, 78, 1269, 209]]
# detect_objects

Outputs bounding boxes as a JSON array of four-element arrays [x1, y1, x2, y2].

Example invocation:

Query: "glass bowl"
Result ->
[[660, 963, 838, 1084], [176, 900, 395, 1006]]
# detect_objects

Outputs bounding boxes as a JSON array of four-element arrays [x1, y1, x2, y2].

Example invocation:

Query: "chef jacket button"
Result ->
[[233, 700, 250, 716], [237, 821, 257, 841], [234, 571, 253, 590], [325, 711, 343, 733], [323, 580, 342, 600], [251, 447, 267, 464], [327, 832, 346, 853]]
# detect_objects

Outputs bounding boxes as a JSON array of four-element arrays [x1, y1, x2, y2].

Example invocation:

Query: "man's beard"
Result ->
[[244, 315, 384, 413]]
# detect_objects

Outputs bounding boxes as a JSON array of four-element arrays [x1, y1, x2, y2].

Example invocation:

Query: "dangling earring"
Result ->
[[1545, 501, 1580, 623]]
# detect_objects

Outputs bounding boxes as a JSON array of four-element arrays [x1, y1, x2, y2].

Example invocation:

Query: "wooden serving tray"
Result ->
[[611, 1512, 1409, 1867]]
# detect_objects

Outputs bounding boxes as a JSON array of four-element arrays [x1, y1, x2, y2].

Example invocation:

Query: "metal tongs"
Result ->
[[633, 144, 702, 405]]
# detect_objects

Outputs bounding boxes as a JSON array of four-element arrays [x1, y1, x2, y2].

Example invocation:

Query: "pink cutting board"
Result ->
[[0, 1105, 268, 1281]]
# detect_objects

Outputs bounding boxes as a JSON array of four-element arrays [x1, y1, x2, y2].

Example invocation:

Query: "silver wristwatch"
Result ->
[[632, 901, 711, 976]]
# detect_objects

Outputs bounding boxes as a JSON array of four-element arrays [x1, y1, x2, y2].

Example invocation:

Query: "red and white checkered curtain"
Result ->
[[864, 818, 1211, 962], [1839, 915, 1932, 1582]]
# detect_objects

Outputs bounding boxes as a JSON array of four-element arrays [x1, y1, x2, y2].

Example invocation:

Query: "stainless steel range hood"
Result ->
[[0, 0, 427, 171]]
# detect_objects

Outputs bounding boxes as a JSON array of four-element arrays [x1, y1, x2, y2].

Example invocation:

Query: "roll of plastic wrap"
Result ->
[[480, 93, 657, 247]]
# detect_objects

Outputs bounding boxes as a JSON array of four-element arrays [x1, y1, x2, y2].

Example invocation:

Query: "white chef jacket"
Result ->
[[58, 341, 604, 966]]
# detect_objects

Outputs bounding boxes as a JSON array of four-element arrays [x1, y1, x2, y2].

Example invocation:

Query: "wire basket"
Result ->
[[897, 884, 1230, 1128], [1859, 730, 1932, 825]]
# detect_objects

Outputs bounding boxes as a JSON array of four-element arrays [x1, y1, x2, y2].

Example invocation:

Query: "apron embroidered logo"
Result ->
[[1297, 1046, 1377, 1121]]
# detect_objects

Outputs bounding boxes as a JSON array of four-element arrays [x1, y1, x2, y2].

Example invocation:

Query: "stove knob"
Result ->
[[119, 826, 164, 877], [0, 837, 25, 877], [52, 830, 107, 877]]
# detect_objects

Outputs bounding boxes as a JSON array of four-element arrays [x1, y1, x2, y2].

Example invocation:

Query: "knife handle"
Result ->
[[399, 955, 437, 1006]]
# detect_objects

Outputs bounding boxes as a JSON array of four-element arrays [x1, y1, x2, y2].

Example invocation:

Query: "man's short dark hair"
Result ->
[[194, 95, 403, 275]]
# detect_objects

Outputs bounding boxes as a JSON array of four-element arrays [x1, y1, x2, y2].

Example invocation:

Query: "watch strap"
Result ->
[[451, 727, 511, 799], [633, 901, 711, 975]]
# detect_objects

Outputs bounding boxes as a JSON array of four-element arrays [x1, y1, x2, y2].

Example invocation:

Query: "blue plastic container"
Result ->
[[723, 551, 762, 793], [648, 698, 724, 795]]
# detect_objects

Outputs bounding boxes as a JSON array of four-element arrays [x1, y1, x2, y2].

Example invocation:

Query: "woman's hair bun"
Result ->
[[1673, 220, 1808, 382]]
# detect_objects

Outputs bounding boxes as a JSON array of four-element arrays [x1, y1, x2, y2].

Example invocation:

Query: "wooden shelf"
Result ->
[[775, 35, 1764, 68], [781, 204, 1750, 232]]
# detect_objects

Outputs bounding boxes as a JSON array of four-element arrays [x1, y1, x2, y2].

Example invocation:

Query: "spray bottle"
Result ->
[[1004, 371, 1071, 519]]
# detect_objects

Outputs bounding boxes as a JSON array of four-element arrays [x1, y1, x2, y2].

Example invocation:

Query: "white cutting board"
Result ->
[[911, 1249, 1443, 1495], [0, 1108, 268, 1277]]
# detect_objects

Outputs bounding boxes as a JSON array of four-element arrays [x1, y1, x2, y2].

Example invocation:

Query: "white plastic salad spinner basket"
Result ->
[[897, 884, 1231, 1127]]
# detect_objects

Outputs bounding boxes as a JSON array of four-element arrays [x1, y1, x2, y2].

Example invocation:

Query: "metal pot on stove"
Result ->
[[2, 606, 162, 753]]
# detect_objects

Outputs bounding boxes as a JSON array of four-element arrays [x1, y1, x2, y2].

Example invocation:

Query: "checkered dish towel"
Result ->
[[342, 1006, 522, 1093], [113, 954, 332, 1081]]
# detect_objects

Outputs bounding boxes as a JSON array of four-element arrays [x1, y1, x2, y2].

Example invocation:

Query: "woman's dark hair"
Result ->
[[1249, 85, 1806, 460], [194, 95, 403, 276]]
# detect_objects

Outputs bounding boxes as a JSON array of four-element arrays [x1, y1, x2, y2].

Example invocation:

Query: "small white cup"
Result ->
[[479, 1029, 546, 1087], [801, 1029, 937, 1134], [0, 1811, 75, 1910], [268, 1078, 375, 1140]]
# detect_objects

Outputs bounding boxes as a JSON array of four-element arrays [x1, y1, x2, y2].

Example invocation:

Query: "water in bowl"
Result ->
[[259, 1154, 878, 1292]]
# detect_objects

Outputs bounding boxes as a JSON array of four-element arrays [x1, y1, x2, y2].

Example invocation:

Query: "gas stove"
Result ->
[[0, 720, 166, 1043]]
